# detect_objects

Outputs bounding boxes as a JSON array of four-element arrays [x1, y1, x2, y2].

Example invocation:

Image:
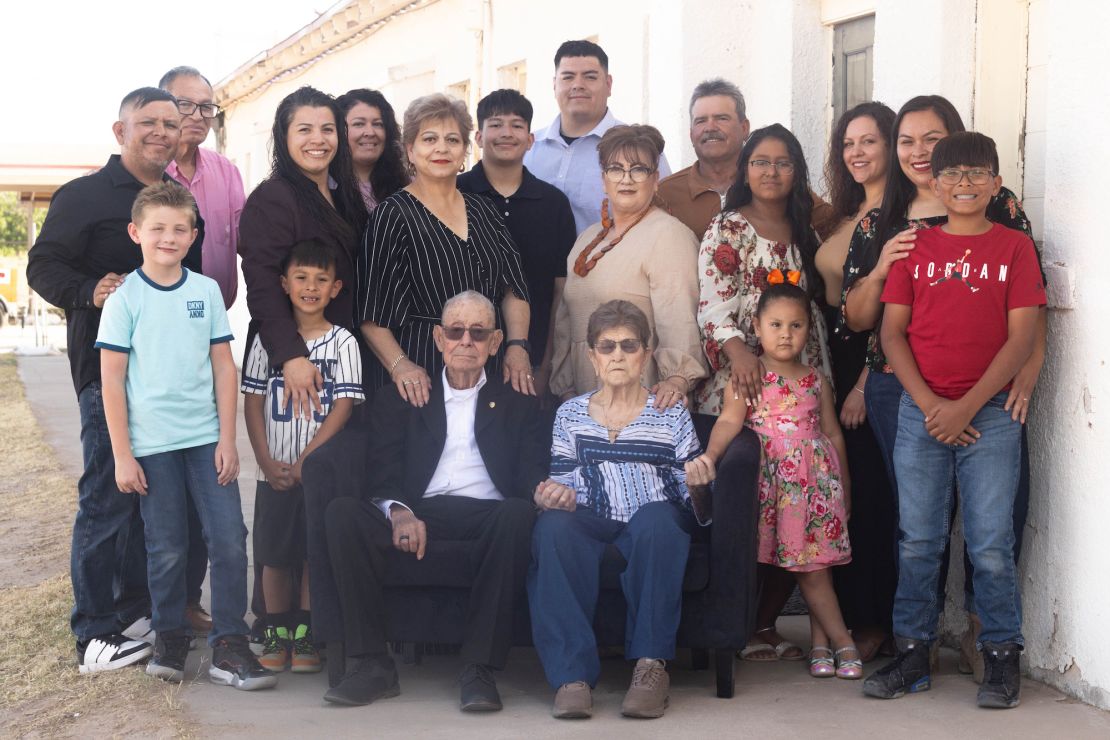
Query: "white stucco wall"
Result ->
[[214, 0, 1110, 707], [1018, 0, 1110, 710]]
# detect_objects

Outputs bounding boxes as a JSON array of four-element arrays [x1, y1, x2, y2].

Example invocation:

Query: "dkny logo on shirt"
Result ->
[[187, 300, 205, 318]]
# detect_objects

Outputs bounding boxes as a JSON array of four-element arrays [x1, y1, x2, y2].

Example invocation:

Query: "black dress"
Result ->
[[357, 189, 530, 389], [822, 302, 897, 634]]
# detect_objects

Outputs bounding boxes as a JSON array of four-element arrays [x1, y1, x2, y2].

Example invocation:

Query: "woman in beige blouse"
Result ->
[[551, 125, 706, 409]]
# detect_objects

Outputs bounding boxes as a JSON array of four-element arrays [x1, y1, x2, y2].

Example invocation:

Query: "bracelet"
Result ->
[[388, 352, 407, 376], [853, 386, 865, 395]]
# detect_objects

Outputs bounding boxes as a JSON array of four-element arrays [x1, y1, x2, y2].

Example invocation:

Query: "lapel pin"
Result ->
[[489, 401, 496, 408]]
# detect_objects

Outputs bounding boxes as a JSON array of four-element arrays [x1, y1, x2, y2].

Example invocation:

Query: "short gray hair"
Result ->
[[402, 94, 473, 149], [586, 300, 651, 348], [441, 290, 495, 325], [689, 78, 746, 121], [159, 66, 212, 90]]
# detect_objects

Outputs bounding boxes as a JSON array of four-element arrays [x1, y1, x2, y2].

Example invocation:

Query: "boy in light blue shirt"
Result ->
[[96, 181, 275, 690]]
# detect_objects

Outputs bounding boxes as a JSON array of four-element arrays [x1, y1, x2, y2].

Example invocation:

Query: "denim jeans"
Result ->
[[528, 501, 695, 688], [891, 391, 1023, 647], [71, 382, 150, 640], [137, 443, 249, 643], [864, 370, 904, 498]]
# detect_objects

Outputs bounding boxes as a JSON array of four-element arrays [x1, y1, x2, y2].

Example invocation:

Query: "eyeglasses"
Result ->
[[441, 325, 495, 342], [176, 99, 222, 119], [749, 159, 795, 173], [937, 168, 995, 185], [593, 339, 643, 355], [602, 165, 656, 184]]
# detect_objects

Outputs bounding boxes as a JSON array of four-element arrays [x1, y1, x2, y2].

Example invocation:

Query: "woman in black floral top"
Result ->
[[836, 95, 1044, 675]]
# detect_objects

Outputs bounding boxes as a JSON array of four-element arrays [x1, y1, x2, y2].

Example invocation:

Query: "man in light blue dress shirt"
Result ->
[[524, 40, 671, 235]]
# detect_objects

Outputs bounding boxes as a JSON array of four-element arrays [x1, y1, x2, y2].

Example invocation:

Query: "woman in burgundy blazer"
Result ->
[[239, 86, 369, 415]]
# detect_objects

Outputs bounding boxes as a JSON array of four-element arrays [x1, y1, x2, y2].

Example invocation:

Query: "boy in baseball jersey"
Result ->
[[241, 238, 364, 673]]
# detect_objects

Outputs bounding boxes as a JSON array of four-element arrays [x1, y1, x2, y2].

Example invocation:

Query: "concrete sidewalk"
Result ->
[[16, 353, 1110, 739]]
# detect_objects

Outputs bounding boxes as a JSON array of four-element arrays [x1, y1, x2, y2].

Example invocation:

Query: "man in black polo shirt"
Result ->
[[458, 89, 576, 400], [28, 87, 204, 673]]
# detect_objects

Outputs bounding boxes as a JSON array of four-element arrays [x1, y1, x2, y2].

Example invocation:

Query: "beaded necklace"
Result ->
[[573, 199, 655, 277]]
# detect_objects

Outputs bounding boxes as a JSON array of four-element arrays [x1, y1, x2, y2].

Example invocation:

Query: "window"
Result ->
[[832, 14, 875, 123], [498, 60, 527, 92]]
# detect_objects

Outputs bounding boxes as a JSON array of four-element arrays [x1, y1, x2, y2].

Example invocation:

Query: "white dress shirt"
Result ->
[[378, 369, 503, 520], [524, 108, 672, 235]]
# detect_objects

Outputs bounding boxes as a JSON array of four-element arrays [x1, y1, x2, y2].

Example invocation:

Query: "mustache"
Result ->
[[700, 132, 726, 143]]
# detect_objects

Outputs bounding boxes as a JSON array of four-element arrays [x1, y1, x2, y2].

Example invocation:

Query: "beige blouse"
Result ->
[[551, 208, 709, 397]]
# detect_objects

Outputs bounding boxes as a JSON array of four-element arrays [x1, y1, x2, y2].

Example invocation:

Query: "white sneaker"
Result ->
[[121, 615, 154, 643], [78, 633, 153, 674]]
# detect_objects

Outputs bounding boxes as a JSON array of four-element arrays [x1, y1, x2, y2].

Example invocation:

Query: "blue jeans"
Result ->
[[71, 382, 150, 640], [864, 370, 904, 498], [137, 443, 249, 644], [527, 501, 695, 689], [892, 392, 1023, 647]]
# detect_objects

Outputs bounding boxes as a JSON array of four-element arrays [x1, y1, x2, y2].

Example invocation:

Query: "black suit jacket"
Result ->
[[366, 376, 548, 508]]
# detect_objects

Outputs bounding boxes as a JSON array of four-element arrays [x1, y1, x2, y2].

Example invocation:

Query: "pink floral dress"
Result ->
[[694, 210, 832, 415], [747, 369, 851, 572]]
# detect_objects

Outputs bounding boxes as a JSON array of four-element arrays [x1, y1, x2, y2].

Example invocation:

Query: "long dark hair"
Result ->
[[336, 88, 409, 201], [270, 86, 368, 245], [824, 101, 896, 221], [724, 123, 822, 300], [865, 95, 965, 273]]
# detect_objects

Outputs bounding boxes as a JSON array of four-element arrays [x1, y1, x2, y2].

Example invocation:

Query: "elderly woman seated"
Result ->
[[529, 300, 715, 720]]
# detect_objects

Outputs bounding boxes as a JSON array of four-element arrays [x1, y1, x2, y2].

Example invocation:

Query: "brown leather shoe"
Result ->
[[552, 681, 592, 719], [621, 658, 669, 718], [185, 603, 213, 634]]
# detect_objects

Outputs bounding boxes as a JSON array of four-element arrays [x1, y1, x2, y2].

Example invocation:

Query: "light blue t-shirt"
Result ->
[[95, 268, 233, 457]]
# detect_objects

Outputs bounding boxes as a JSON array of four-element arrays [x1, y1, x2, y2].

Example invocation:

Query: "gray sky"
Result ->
[[2, 0, 332, 165]]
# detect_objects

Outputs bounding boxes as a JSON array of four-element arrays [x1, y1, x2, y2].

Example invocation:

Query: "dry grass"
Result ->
[[0, 355, 192, 738]]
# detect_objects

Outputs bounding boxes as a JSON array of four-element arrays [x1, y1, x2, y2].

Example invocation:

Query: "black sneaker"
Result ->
[[77, 632, 153, 674], [862, 637, 931, 699], [146, 629, 191, 683], [209, 635, 278, 691], [978, 642, 1022, 708]]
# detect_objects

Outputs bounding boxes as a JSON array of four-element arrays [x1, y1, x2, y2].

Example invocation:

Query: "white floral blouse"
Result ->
[[694, 210, 832, 415]]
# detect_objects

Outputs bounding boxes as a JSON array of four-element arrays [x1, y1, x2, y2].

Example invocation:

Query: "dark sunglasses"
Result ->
[[593, 339, 643, 355], [442, 325, 495, 341]]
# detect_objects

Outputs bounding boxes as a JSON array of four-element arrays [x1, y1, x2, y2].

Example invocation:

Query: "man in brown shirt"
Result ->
[[659, 79, 834, 241]]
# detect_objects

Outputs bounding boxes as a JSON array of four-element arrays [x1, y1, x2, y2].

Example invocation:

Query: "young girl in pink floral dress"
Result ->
[[738, 280, 860, 679]]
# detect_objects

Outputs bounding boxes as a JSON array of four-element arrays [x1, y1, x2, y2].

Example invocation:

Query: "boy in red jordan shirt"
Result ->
[[864, 132, 1045, 709]]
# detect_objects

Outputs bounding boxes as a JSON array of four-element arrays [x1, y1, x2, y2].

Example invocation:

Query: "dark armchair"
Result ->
[[303, 407, 759, 698]]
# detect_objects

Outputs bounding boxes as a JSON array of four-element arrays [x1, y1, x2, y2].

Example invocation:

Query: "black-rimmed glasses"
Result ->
[[176, 99, 222, 119], [936, 168, 995, 185], [602, 165, 656, 184]]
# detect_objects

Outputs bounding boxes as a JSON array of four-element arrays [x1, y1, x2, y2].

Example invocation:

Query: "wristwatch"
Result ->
[[506, 338, 532, 354]]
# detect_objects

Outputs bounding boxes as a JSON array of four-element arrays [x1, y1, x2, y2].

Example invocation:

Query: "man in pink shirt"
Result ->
[[160, 66, 245, 309]]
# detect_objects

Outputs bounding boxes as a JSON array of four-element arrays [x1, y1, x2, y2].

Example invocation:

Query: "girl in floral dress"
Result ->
[[695, 124, 832, 663], [746, 281, 859, 679]]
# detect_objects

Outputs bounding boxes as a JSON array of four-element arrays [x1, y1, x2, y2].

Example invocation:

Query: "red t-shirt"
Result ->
[[881, 223, 1046, 399]]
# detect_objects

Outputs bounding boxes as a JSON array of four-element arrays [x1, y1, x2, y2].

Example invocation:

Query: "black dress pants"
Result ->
[[325, 495, 535, 669]]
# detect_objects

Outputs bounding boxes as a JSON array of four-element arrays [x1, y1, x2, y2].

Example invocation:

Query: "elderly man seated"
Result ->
[[322, 290, 547, 711]]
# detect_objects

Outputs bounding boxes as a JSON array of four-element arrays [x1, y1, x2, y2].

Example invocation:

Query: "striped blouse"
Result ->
[[550, 392, 703, 523], [357, 189, 530, 388]]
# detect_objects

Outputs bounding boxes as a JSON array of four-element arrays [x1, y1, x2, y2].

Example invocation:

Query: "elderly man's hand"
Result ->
[[390, 506, 427, 559], [533, 479, 576, 511]]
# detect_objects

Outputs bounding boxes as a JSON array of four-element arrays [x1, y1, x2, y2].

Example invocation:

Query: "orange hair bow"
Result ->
[[767, 269, 801, 286]]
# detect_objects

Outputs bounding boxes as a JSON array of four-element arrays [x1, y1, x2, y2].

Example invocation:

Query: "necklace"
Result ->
[[573, 199, 654, 277], [592, 390, 647, 439]]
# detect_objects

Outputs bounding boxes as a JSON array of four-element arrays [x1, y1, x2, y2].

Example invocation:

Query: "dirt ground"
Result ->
[[0, 355, 191, 738]]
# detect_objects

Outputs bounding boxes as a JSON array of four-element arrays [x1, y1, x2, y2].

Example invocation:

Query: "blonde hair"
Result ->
[[131, 181, 197, 226]]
